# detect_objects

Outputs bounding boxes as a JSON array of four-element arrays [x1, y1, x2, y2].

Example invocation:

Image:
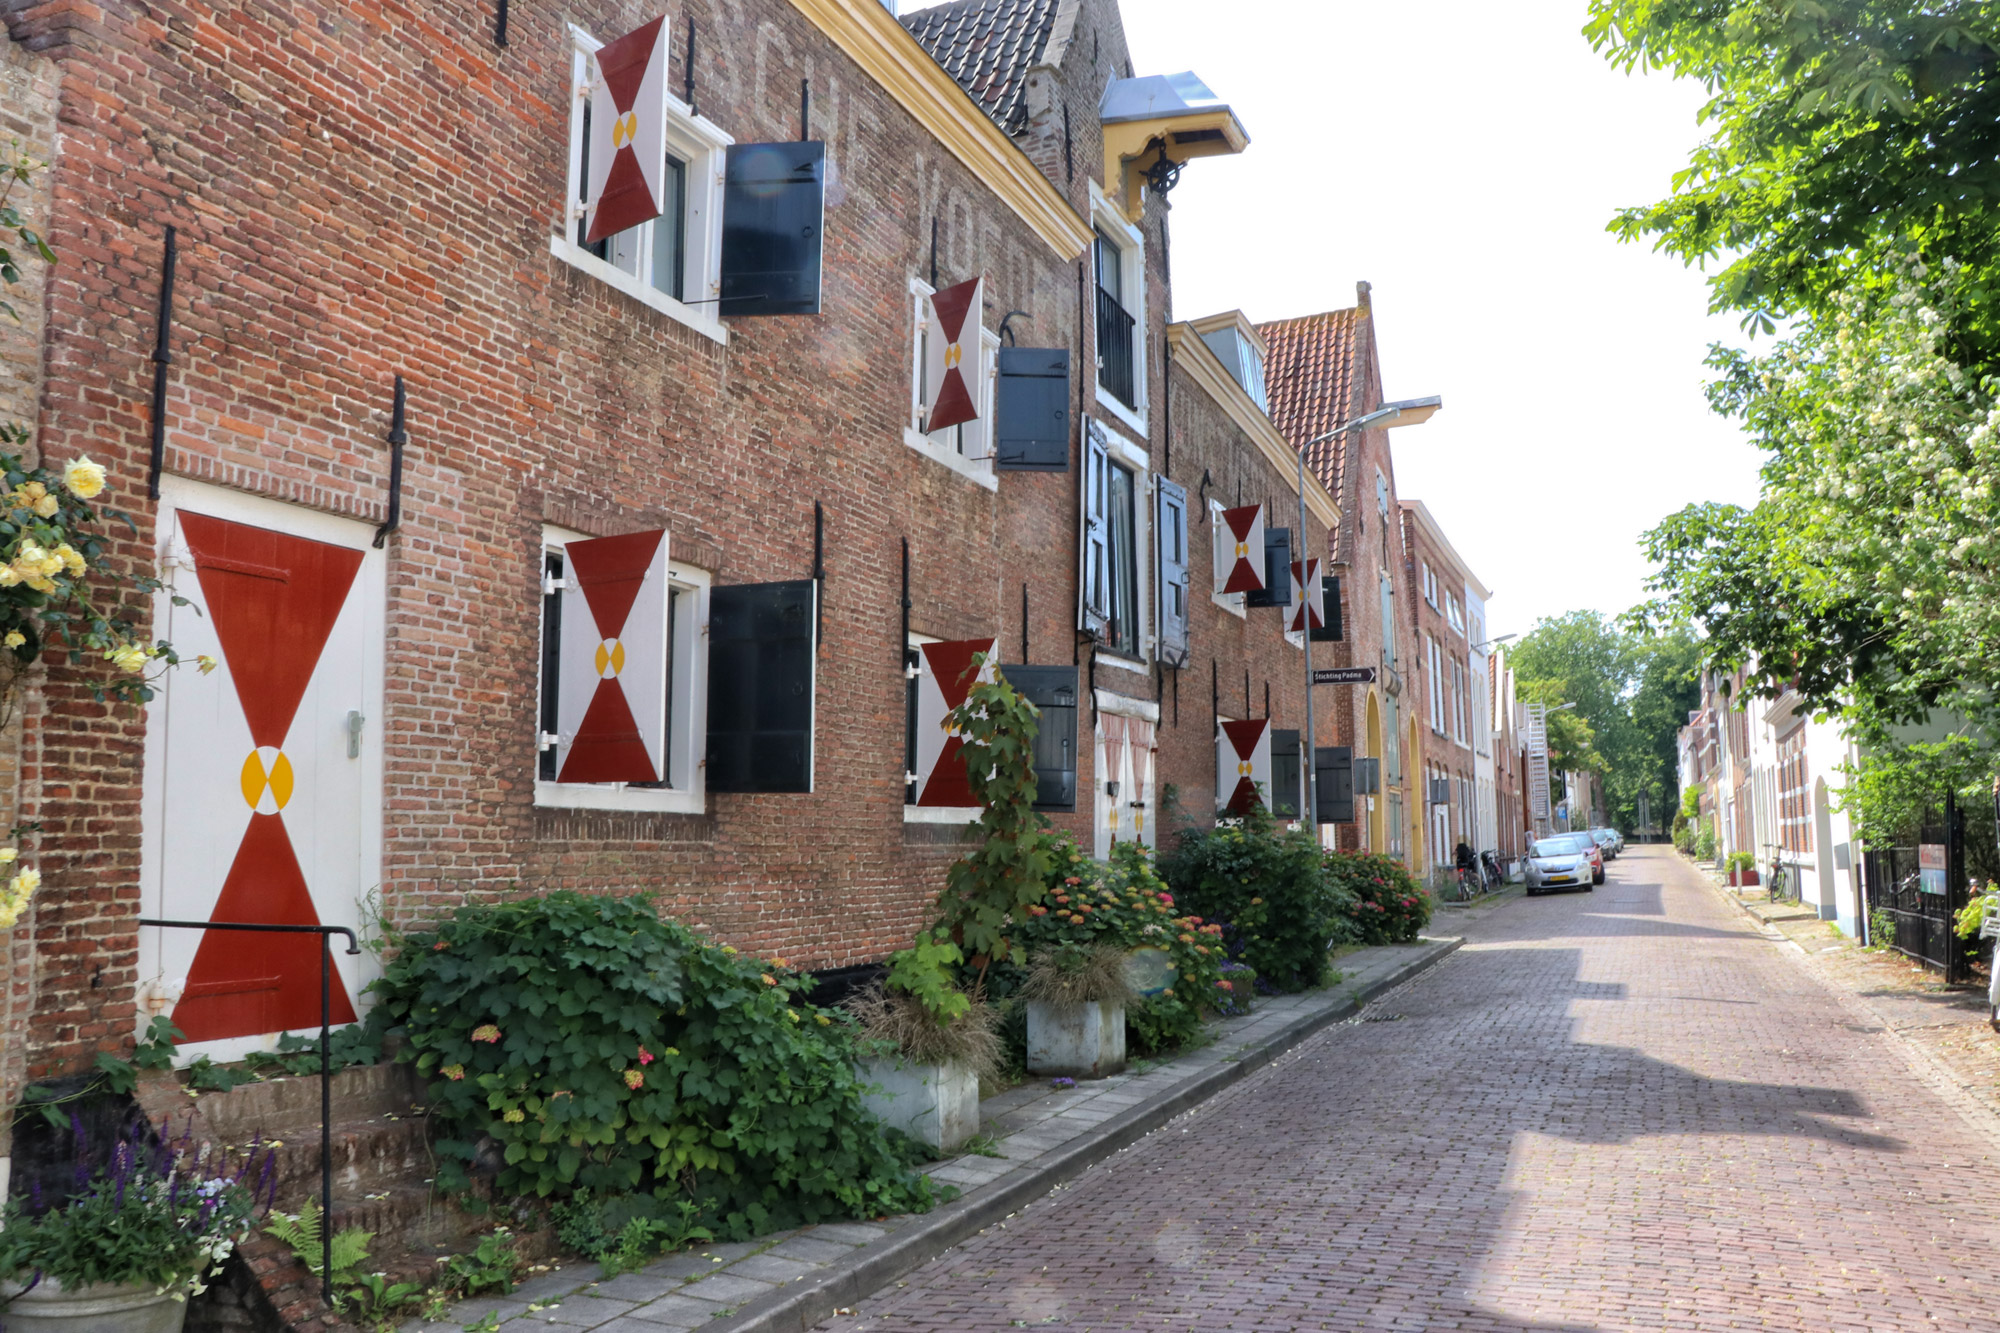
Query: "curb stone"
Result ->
[[706, 935, 1464, 1333]]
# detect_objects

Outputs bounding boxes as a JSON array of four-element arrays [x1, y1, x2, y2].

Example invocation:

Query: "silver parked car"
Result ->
[[1525, 835, 1599, 895], [1588, 827, 1624, 859]]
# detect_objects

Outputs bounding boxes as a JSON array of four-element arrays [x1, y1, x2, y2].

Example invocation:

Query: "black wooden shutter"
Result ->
[[1354, 756, 1381, 795], [1000, 664, 1078, 811], [1271, 728, 1302, 818], [1246, 527, 1292, 608], [1079, 421, 1111, 636], [719, 142, 825, 316], [706, 579, 816, 792], [1155, 477, 1189, 666], [1311, 575, 1343, 642], [1315, 746, 1355, 823], [995, 349, 1070, 471]]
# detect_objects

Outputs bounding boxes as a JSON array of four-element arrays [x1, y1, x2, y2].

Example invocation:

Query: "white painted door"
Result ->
[[139, 480, 384, 1063]]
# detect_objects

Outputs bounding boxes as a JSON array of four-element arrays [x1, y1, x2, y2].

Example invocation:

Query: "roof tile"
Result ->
[[1258, 308, 1361, 498], [900, 0, 1061, 137]]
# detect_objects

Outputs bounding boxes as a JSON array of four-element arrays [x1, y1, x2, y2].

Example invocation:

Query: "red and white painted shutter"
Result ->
[[1216, 718, 1272, 816], [1287, 557, 1323, 636], [1214, 503, 1265, 596], [585, 17, 672, 244], [557, 530, 671, 783], [924, 276, 984, 434], [913, 638, 997, 806]]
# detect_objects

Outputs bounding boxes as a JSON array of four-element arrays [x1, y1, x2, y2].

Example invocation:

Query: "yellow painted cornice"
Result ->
[[784, 0, 1093, 260], [1103, 109, 1248, 220], [1168, 323, 1338, 530]]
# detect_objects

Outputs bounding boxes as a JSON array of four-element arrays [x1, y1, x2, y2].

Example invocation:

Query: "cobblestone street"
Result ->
[[817, 848, 2000, 1332]]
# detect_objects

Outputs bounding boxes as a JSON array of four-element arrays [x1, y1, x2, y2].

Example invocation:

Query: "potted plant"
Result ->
[[1020, 940, 1132, 1078], [0, 1121, 271, 1332], [849, 930, 997, 1154]]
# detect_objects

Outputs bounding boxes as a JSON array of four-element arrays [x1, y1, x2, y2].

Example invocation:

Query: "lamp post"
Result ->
[[1293, 396, 1441, 842]]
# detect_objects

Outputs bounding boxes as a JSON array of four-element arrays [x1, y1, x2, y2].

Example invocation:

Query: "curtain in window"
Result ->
[[1108, 465, 1138, 655]]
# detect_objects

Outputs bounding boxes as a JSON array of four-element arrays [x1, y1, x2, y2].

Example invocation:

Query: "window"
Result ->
[[906, 278, 1000, 489], [1379, 572, 1396, 667], [1452, 657, 1466, 743], [557, 24, 731, 343], [537, 526, 709, 814], [1779, 728, 1812, 854], [1106, 464, 1141, 656], [1421, 562, 1437, 608], [1090, 185, 1146, 429], [1428, 636, 1445, 733], [1446, 592, 1465, 635]]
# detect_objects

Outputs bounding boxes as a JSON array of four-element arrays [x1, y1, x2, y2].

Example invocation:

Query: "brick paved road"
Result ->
[[816, 848, 2000, 1332]]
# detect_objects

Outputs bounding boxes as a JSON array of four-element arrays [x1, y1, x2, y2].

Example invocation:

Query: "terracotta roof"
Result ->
[[1257, 307, 1361, 499], [900, 0, 1061, 137]]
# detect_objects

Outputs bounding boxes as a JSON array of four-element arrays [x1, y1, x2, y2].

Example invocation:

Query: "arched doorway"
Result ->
[[1364, 690, 1383, 852]]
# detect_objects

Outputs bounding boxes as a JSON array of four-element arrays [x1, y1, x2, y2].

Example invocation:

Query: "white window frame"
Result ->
[[1447, 592, 1465, 635], [1093, 690, 1161, 859], [1089, 182, 1148, 436], [535, 523, 710, 815], [1428, 636, 1445, 734], [904, 277, 1001, 492], [553, 24, 732, 346], [1097, 429, 1153, 670], [1422, 561, 1437, 608]]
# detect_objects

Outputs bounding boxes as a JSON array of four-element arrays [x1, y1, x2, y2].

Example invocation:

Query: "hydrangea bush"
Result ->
[[367, 891, 939, 1240], [1324, 852, 1432, 946]]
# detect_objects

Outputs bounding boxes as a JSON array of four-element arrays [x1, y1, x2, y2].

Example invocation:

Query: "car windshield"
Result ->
[[1531, 839, 1580, 858]]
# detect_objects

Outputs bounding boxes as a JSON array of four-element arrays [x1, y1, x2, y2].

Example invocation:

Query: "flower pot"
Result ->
[[857, 1056, 979, 1154], [1024, 999, 1125, 1078], [0, 1277, 188, 1333], [1730, 867, 1760, 886]]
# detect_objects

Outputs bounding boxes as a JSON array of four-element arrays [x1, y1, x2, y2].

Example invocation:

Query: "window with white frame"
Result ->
[[1446, 591, 1465, 635], [1090, 187, 1146, 428], [1428, 636, 1445, 733], [557, 24, 731, 341], [1452, 657, 1467, 743], [537, 525, 709, 814], [906, 277, 1000, 487], [1421, 561, 1437, 608]]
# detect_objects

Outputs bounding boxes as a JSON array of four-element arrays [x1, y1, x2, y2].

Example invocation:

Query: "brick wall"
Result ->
[[1, 0, 1331, 1096]]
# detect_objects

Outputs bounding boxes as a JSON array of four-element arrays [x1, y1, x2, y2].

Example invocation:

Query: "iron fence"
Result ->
[[1863, 816, 1970, 982], [1096, 285, 1136, 408]]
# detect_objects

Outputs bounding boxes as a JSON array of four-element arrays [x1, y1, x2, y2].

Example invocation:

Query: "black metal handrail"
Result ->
[[139, 918, 360, 1306], [1095, 284, 1136, 409]]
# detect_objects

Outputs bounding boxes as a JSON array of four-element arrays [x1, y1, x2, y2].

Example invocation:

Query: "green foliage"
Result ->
[[1159, 803, 1355, 992], [264, 1201, 372, 1281], [1695, 823, 1719, 862], [368, 890, 938, 1240], [1585, 0, 2000, 364], [0, 138, 56, 327], [1724, 851, 1757, 874], [883, 930, 971, 1025], [0, 1131, 265, 1298], [186, 1055, 259, 1094], [1870, 906, 1901, 950], [441, 1230, 521, 1296], [1007, 838, 1223, 1055], [1953, 882, 1998, 939], [937, 664, 1058, 974], [551, 1191, 712, 1278], [243, 1023, 385, 1078], [1325, 853, 1432, 946], [1511, 613, 1702, 833]]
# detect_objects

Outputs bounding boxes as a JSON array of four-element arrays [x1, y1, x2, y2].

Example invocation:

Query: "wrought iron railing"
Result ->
[[1096, 285, 1136, 408]]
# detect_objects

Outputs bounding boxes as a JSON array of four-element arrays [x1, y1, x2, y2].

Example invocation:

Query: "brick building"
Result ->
[[0, 0, 1359, 1155], [1401, 498, 1483, 873], [1259, 288, 1422, 867]]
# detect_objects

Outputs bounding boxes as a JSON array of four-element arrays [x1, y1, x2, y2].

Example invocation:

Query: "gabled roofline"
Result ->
[[787, 0, 1092, 259], [1167, 322, 1339, 529], [1400, 498, 1492, 601]]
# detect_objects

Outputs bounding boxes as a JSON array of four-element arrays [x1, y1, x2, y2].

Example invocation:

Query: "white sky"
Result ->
[[1101, 1, 1769, 639]]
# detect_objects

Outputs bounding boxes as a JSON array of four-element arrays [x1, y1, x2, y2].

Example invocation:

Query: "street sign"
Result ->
[[1310, 667, 1376, 686]]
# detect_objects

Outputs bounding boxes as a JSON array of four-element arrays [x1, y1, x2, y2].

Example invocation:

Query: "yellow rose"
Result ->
[[62, 456, 106, 500], [19, 483, 44, 503], [196, 655, 218, 675], [55, 545, 83, 576], [109, 645, 148, 674], [31, 494, 57, 519], [0, 568, 17, 588], [3, 632, 23, 649], [0, 905, 17, 930], [10, 868, 40, 899], [24, 576, 53, 595], [0, 848, 19, 864]]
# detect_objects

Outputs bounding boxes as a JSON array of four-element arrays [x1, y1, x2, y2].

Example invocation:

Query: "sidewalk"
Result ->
[[1699, 858, 2000, 1137], [401, 935, 1462, 1333]]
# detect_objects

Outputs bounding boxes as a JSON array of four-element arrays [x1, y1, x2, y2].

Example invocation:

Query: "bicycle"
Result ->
[[1453, 863, 1480, 903], [1766, 862, 1793, 905]]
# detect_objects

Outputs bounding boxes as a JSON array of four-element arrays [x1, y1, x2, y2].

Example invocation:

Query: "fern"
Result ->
[[264, 1200, 372, 1280]]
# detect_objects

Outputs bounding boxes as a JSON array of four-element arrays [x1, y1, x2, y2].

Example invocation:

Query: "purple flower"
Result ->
[[1050, 1077, 1075, 1089]]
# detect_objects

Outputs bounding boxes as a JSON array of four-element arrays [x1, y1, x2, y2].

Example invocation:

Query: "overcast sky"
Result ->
[[1105, 0, 1767, 640]]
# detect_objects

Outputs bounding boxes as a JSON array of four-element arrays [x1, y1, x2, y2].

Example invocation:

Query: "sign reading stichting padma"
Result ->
[[1310, 667, 1377, 686]]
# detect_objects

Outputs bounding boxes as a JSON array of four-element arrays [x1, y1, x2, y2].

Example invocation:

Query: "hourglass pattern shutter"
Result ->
[[1216, 717, 1272, 816], [556, 530, 671, 783], [1214, 503, 1265, 596], [1288, 557, 1324, 635], [924, 276, 985, 433], [912, 638, 997, 806], [584, 17, 672, 244]]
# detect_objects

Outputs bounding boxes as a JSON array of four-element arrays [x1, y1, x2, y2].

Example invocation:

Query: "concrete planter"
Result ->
[[1025, 999, 1125, 1078], [857, 1056, 979, 1154], [0, 1277, 188, 1333]]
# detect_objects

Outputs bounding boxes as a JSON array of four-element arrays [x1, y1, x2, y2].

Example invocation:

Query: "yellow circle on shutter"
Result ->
[[240, 749, 295, 813], [595, 639, 626, 678]]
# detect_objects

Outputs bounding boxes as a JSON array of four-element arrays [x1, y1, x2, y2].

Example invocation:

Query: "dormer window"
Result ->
[[1191, 311, 1269, 413]]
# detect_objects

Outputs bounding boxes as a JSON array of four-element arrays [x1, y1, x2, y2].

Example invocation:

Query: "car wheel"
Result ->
[[1593, 869, 1605, 885]]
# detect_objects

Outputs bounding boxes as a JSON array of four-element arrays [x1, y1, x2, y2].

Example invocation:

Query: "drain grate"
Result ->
[[1360, 1011, 1406, 1022]]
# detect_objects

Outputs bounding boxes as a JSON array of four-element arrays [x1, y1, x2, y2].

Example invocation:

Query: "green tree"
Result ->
[[1584, 0, 2000, 366]]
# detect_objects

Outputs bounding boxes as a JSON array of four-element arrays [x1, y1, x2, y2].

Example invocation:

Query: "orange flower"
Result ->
[[623, 1068, 645, 1090], [471, 1024, 502, 1043]]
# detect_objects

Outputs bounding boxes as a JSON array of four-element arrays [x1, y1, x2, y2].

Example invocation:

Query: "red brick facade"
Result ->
[[0, 0, 1343, 1117]]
